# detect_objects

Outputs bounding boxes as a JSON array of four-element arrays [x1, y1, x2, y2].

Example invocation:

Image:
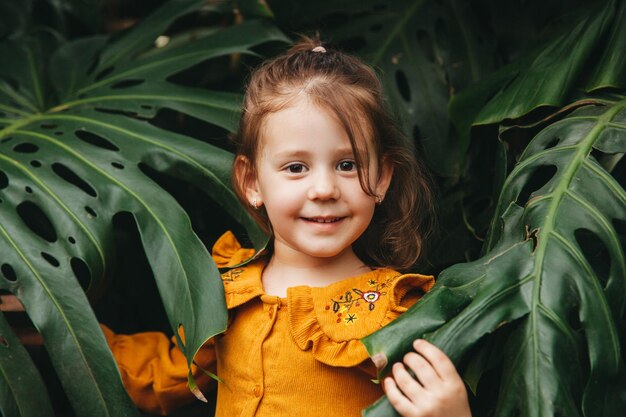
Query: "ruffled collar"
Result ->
[[212, 232, 435, 367]]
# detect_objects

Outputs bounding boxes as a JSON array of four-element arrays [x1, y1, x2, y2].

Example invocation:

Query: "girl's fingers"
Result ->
[[391, 362, 423, 399], [384, 377, 419, 417], [412, 339, 459, 380], [403, 351, 440, 388]]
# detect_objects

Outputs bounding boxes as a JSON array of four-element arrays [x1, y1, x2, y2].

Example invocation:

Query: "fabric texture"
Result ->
[[102, 231, 434, 416]]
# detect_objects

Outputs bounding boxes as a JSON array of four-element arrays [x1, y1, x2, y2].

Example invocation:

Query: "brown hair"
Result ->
[[232, 36, 436, 270]]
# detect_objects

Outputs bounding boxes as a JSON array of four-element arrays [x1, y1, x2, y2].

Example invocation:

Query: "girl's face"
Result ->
[[243, 97, 392, 264]]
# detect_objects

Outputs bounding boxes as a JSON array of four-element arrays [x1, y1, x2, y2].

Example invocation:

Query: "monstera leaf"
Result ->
[[362, 99, 626, 416], [0, 1, 286, 415]]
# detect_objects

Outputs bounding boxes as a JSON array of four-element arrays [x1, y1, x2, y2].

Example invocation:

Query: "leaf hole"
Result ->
[[111, 162, 124, 169], [515, 165, 557, 207], [434, 18, 448, 46], [140, 105, 153, 110], [574, 228, 610, 289], [54, 131, 63, 136], [41, 252, 60, 267], [110, 79, 145, 89], [0, 170, 8, 189], [17, 201, 57, 242], [68, 236, 76, 244], [85, 206, 97, 218], [95, 66, 114, 81], [70, 257, 91, 291], [52, 163, 97, 197], [545, 137, 560, 150], [1, 264, 17, 282], [75, 130, 119, 151], [30, 160, 42, 168], [25, 186, 33, 193], [40, 123, 58, 129], [94, 107, 140, 118], [568, 308, 583, 333], [395, 70, 411, 103], [416, 29, 436, 63], [147, 108, 230, 145], [13, 143, 38, 153]]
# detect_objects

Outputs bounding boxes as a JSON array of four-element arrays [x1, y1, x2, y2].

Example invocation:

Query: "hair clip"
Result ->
[[311, 46, 326, 53]]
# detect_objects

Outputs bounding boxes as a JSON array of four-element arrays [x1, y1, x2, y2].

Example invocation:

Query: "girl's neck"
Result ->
[[261, 246, 371, 298]]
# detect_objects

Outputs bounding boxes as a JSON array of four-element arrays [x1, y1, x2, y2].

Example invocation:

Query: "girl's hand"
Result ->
[[384, 339, 471, 417]]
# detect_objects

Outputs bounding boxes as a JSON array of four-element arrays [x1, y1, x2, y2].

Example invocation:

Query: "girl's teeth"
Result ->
[[312, 218, 338, 223]]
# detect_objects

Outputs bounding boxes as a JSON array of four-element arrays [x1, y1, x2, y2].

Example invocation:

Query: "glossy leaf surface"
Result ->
[[0, 0, 285, 414], [363, 99, 626, 417], [0, 311, 54, 417]]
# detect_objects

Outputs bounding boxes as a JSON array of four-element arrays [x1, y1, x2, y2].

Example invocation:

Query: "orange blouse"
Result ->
[[102, 232, 434, 416]]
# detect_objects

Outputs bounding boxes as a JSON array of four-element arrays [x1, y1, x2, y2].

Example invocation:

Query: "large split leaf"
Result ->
[[457, 0, 621, 129], [363, 99, 626, 417], [0, 0, 287, 415]]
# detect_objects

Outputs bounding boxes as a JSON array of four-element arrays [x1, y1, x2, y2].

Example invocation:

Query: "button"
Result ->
[[253, 385, 262, 397]]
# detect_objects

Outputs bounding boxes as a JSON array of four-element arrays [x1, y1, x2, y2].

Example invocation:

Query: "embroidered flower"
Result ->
[[330, 277, 395, 315], [344, 313, 358, 324], [361, 291, 380, 303]]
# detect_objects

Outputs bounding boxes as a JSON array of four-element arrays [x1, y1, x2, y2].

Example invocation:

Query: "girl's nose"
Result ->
[[308, 170, 340, 200]]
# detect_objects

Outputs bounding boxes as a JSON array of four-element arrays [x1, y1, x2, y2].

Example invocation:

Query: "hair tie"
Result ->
[[311, 46, 326, 53]]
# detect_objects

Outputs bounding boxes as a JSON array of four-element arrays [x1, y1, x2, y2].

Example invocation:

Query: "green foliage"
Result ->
[[1, 0, 625, 416], [362, 0, 626, 416], [0, 1, 284, 415], [364, 99, 626, 417]]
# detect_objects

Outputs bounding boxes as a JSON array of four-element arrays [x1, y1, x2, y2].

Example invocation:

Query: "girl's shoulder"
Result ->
[[211, 230, 257, 268]]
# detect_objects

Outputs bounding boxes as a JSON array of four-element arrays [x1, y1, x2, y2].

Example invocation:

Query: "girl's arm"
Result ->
[[101, 324, 217, 416], [384, 339, 472, 417]]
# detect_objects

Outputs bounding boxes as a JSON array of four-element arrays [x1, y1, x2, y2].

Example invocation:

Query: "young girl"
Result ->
[[101, 38, 472, 417]]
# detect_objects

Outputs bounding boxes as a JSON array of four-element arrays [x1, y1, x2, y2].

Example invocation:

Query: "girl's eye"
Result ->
[[286, 163, 306, 173], [337, 160, 356, 172]]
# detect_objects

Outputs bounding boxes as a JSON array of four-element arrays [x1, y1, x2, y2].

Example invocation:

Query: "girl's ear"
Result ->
[[233, 155, 263, 208], [375, 157, 394, 200]]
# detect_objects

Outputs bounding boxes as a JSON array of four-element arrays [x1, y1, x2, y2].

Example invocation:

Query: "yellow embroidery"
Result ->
[[326, 276, 397, 323], [221, 268, 244, 283]]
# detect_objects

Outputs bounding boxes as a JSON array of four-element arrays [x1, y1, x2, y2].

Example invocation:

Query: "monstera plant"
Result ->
[[0, 1, 284, 416], [356, 1, 626, 416], [0, 0, 625, 416]]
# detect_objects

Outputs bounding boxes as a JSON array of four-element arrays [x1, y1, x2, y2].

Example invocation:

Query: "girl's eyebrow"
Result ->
[[272, 149, 310, 159], [272, 147, 354, 159]]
